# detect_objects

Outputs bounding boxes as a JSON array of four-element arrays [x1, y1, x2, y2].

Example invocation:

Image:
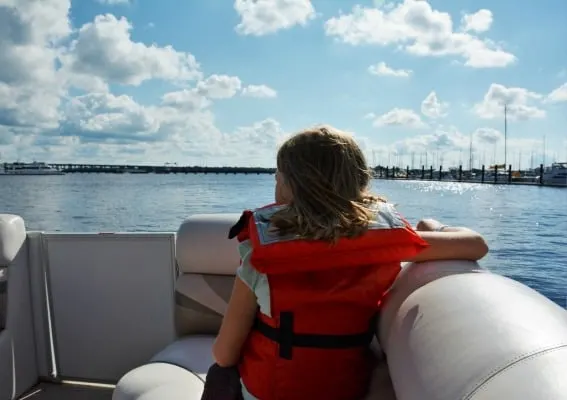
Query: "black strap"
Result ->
[[254, 311, 374, 360], [228, 211, 250, 239]]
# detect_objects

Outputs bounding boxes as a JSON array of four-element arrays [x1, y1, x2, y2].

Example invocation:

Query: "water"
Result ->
[[1, 174, 566, 306]]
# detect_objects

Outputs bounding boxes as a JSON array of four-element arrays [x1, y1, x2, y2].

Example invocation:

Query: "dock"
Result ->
[[48, 163, 276, 175], [372, 164, 566, 187]]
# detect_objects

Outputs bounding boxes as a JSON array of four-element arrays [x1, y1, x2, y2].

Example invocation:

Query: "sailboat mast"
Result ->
[[543, 135, 546, 166], [504, 104, 508, 168], [469, 131, 473, 171]]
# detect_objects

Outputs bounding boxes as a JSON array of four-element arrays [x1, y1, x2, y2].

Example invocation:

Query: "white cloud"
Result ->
[[56, 84, 284, 162], [324, 0, 516, 68], [421, 91, 448, 118], [371, 108, 427, 129], [546, 83, 567, 103], [473, 84, 546, 120], [472, 127, 502, 144], [0, 1, 561, 168], [60, 92, 162, 144], [0, 1, 283, 166], [196, 75, 242, 99], [0, 0, 71, 132], [161, 89, 212, 110], [392, 130, 466, 154], [460, 9, 493, 33], [368, 62, 412, 77], [234, 0, 315, 36], [225, 118, 288, 160], [96, 0, 130, 5], [242, 84, 278, 98], [60, 14, 202, 90]]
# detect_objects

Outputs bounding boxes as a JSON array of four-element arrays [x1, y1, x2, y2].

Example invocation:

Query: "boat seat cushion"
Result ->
[[175, 274, 234, 335], [113, 336, 215, 400], [114, 335, 397, 400], [378, 261, 567, 400], [0, 215, 26, 266], [174, 215, 241, 335], [149, 336, 215, 380], [112, 362, 205, 400], [176, 214, 241, 275]]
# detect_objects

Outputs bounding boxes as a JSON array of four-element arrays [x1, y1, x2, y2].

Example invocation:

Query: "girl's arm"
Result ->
[[405, 218, 489, 262], [212, 277, 258, 367]]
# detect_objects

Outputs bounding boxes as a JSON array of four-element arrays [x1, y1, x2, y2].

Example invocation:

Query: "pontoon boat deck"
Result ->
[[1, 213, 566, 400]]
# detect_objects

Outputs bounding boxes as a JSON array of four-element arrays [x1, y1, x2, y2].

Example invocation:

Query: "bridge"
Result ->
[[48, 163, 276, 175]]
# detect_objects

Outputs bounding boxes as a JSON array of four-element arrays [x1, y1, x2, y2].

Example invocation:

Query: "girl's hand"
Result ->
[[416, 218, 445, 232], [406, 227, 489, 262]]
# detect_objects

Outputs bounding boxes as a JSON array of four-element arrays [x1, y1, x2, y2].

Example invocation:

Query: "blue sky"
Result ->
[[0, 0, 566, 167]]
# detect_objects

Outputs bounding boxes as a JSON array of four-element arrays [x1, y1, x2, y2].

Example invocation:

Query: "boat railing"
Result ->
[[1, 216, 178, 398]]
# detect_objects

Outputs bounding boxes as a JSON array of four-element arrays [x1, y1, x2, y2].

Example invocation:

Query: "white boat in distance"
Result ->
[[542, 162, 567, 186], [0, 162, 64, 175]]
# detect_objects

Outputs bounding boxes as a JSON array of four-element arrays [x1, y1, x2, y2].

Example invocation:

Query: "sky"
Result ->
[[0, 0, 566, 168]]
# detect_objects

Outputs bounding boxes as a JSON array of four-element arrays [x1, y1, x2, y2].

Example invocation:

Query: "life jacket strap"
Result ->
[[253, 311, 375, 360], [228, 211, 250, 239]]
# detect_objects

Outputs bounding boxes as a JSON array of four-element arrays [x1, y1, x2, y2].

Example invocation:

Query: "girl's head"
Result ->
[[271, 125, 384, 242]]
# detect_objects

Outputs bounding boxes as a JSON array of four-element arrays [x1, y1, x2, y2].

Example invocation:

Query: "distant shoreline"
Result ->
[[2, 162, 565, 187]]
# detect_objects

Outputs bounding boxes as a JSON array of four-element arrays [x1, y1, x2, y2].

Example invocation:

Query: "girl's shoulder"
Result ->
[[237, 240, 263, 291]]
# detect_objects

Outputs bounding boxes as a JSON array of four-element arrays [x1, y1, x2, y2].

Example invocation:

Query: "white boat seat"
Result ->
[[149, 336, 215, 381], [379, 260, 567, 400], [114, 214, 567, 400], [113, 215, 243, 400], [115, 337, 216, 400], [112, 214, 398, 399], [0, 214, 38, 400], [111, 363, 205, 400], [174, 214, 242, 336]]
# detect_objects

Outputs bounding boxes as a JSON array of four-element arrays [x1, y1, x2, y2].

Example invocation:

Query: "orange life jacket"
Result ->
[[228, 202, 428, 400]]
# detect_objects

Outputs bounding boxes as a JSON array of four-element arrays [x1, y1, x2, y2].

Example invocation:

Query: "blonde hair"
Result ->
[[271, 125, 385, 242]]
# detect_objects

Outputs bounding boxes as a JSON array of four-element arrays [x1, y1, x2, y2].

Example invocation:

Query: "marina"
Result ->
[[374, 162, 567, 187], [2, 161, 566, 187]]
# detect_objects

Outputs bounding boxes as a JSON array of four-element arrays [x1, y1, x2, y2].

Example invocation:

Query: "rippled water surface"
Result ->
[[1, 174, 566, 306]]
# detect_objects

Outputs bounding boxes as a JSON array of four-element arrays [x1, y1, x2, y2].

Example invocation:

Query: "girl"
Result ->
[[205, 126, 488, 400]]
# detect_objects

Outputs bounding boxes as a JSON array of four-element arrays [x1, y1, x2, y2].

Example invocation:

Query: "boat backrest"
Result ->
[[0, 214, 38, 399], [378, 260, 567, 399], [175, 214, 241, 336]]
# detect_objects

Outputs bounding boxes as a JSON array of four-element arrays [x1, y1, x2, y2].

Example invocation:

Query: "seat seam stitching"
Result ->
[[463, 343, 567, 400]]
